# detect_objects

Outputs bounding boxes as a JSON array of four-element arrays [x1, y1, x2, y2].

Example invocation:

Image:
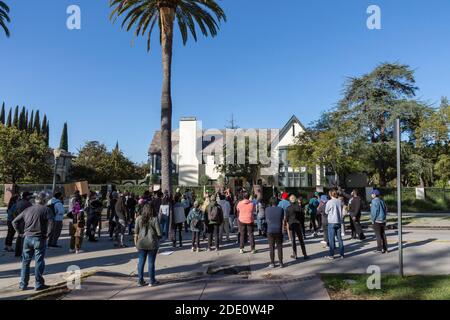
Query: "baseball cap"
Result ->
[[371, 189, 381, 197]]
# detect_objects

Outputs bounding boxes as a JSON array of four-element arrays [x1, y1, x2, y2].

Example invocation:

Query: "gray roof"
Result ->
[[148, 115, 305, 155]]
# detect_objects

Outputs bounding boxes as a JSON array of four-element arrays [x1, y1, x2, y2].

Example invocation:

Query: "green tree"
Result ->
[[59, 122, 68, 151], [0, 1, 10, 37], [24, 110, 28, 132], [288, 122, 363, 187], [18, 106, 26, 130], [71, 141, 141, 183], [71, 141, 112, 183], [45, 119, 50, 146], [6, 107, 11, 127], [199, 174, 211, 186], [335, 63, 429, 186], [0, 125, 52, 184], [41, 114, 49, 145], [0, 102, 5, 124], [110, 0, 226, 194], [434, 154, 450, 187], [12, 105, 18, 128], [33, 110, 41, 134], [109, 144, 137, 182], [28, 110, 34, 133]]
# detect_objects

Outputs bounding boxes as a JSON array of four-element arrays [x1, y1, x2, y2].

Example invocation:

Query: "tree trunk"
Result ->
[[159, 6, 175, 194]]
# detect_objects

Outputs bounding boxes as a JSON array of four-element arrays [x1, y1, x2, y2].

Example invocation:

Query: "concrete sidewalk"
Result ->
[[62, 271, 329, 300], [2, 218, 450, 300]]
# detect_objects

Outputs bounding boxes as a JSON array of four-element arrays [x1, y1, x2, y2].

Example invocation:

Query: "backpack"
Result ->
[[305, 204, 312, 216], [190, 214, 202, 230], [208, 203, 223, 223], [47, 203, 56, 218]]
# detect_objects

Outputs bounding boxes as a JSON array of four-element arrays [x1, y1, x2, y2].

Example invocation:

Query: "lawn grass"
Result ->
[[322, 274, 450, 300]]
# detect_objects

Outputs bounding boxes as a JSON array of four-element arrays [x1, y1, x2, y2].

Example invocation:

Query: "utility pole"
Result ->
[[395, 119, 404, 277]]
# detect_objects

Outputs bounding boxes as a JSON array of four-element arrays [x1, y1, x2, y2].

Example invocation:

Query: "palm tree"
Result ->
[[0, 1, 10, 37], [110, 0, 226, 193]]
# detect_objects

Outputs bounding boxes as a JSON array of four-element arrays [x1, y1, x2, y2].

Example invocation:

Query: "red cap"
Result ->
[[282, 192, 289, 200]]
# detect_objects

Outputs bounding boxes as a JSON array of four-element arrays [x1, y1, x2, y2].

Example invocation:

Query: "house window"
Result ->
[[292, 125, 295, 137]]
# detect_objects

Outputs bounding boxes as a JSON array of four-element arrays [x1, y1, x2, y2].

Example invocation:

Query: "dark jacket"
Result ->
[[13, 199, 32, 234], [348, 196, 362, 218], [285, 202, 302, 226], [265, 206, 284, 234], [12, 204, 52, 238]]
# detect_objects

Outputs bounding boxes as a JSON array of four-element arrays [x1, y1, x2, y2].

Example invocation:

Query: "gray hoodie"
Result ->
[[325, 198, 343, 224]]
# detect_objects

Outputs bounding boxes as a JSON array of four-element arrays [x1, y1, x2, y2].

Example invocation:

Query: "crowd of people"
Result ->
[[3, 186, 389, 290]]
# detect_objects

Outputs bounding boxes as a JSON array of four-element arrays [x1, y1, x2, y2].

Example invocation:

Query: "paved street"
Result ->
[[1, 215, 450, 300]]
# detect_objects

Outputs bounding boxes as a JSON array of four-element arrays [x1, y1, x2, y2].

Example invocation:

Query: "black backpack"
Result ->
[[208, 203, 223, 223]]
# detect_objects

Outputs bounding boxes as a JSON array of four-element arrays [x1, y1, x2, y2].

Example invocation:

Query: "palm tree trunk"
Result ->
[[159, 6, 175, 194]]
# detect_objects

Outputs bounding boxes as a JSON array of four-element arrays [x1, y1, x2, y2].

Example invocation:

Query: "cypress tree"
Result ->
[[0, 102, 5, 125], [34, 110, 41, 134], [45, 120, 50, 146], [42, 115, 48, 143], [25, 110, 29, 131], [19, 107, 26, 130], [59, 122, 68, 151], [12, 105, 19, 127], [6, 108, 12, 127], [29, 110, 34, 133]]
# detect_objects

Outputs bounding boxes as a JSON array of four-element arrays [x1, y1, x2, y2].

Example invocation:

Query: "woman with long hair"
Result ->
[[135, 203, 162, 287]]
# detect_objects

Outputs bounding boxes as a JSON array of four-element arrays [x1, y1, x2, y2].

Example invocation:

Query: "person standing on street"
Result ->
[[14, 192, 33, 257], [308, 192, 320, 238], [12, 192, 53, 291], [318, 195, 329, 247], [218, 193, 231, 242], [186, 201, 204, 252], [278, 192, 292, 243], [325, 190, 345, 260], [206, 194, 223, 251], [86, 191, 103, 243], [134, 203, 162, 287], [285, 194, 309, 260], [108, 192, 118, 240], [67, 196, 85, 254], [173, 195, 186, 248], [114, 193, 128, 248], [48, 192, 65, 248], [265, 196, 285, 268], [237, 192, 256, 254], [348, 189, 366, 240], [158, 193, 172, 241], [4, 194, 19, 252], [370, 189, 388, 254]]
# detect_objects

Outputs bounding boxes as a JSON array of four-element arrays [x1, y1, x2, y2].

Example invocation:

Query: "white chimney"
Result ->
[[178, 117, 199, 186]]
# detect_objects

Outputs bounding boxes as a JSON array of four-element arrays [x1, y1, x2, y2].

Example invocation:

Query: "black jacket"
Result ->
[[349, 196, 362, 218], [286, 203, 302, 226]]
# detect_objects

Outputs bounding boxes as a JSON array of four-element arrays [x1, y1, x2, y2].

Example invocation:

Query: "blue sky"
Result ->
[[1, 0, 449, 163]]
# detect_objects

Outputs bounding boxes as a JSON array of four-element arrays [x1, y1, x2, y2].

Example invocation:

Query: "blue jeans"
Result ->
[[20, 236, 46, 289], [160, 215, 169, 238], [137, 249, 158, 284], [328, 223, 344, 257]]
